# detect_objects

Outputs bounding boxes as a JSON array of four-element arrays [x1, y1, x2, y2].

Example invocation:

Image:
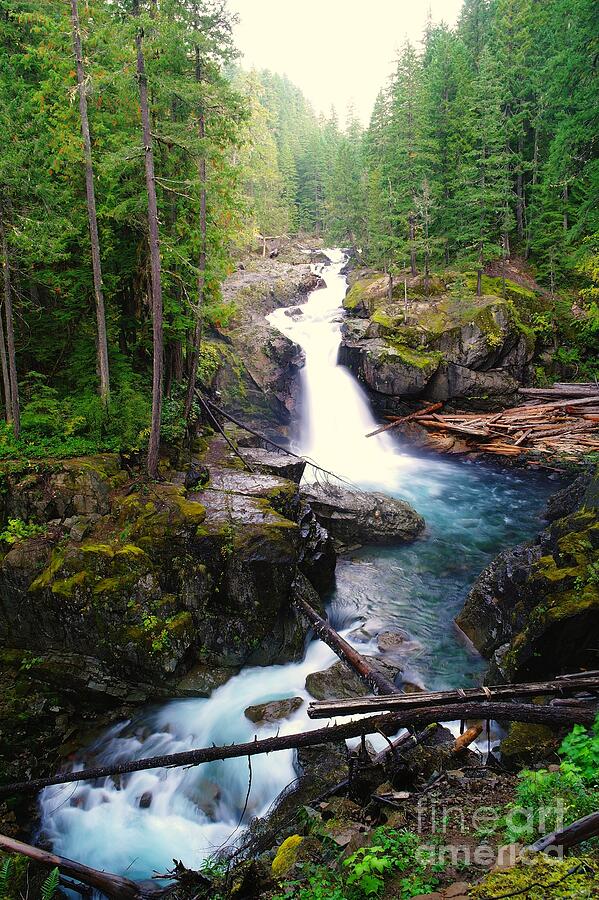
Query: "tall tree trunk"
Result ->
[[409, 213, 417, 276], [184, 46, 207, 421], [135, 20, 163, 479], [0, 277, 12, 425], [516, 133, 524, 241], [525, 124, 539, 259], [0, 208, 19, 436], [70, 0, 110, 405], [563, 183, 569, 232]]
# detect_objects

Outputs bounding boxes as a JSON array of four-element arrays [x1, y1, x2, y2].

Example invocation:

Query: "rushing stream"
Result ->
[[39, 251, 557, 883]]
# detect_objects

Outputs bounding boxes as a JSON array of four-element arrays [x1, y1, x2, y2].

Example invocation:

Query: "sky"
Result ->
[[227, 0, 464, 125]]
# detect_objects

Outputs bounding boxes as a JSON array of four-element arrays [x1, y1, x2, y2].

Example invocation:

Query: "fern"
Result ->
[[41, 867, 60, 900], [0, 857, 13, 896]]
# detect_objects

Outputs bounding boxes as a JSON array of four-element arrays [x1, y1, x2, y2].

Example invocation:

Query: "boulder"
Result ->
[[305, 658, 401, 701], [300, 482, 425, 545], [456, 469, 599, 681], [244, 696, 303, 724], [340, 271, 537, 408], [241, 447, 306, 484], [0, 445, 331, 685]]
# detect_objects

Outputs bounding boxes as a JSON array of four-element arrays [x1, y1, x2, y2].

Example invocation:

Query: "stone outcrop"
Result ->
[[456, 468, 599, 681], [300, 482, 425, 545], [205, 248, 325, 430], [0, 443, 337, 689], [305, 658, 402, 700], [339, 269, 538, 409]]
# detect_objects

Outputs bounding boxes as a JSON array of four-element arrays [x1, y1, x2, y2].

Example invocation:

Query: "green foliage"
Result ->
[[275, 828, 439, 900], [41, 868, 60, 900], [0, 857, 13, 897], [505, 716, 599, 843], [0, 518, 46, 544]]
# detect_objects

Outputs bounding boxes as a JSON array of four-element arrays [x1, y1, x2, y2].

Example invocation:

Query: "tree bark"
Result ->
[[70, 0, 110, 405], [293, 593, 403, 697], [0, 703, 592, 799], [0, 281, 12, 424], [184, 45, 207, 421], [0, 833, 160, 899], [0, 207, 19, 435], [135, 19, 163, 479], [516, 132, 524, 241], [529, 811, 599, 853], [307, 674, 599, 719], [409, 213, 417, 276]]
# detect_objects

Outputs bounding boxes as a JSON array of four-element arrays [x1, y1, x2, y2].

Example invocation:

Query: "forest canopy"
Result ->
[[0, 0, 597, 469]]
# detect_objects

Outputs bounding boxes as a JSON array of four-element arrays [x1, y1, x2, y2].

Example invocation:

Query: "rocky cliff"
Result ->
[[201, 239, 325, 432], [0, 438, 335, 696], [456, 469, 599, 681], [339, 269, 540, 410]]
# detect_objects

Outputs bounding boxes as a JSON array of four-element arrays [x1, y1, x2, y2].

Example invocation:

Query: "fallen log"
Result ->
[[292, 594, 399, 696], [365, 402, 443, 438], [520, 384, 599, 400], [0, 704, 592, 799], [0, 833, 159, 899], [529, 810, 599, 852], [307, 675, 599, 719]]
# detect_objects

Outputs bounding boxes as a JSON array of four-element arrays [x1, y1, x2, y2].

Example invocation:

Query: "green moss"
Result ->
[[51, 570, 87, 597], [29, 548, 66, 590], [382, 343, 443, 371], [343, 274, 386, 311], [271, 835, 303, 878], [472, 854, 599, 899]]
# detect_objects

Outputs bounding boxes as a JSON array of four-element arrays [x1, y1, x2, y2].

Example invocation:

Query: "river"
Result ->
[[38, 250, 556, 884]]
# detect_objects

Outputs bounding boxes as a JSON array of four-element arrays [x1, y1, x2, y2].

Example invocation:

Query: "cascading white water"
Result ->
[[268, 250, 400, 487], [39, 250, 555, 884]]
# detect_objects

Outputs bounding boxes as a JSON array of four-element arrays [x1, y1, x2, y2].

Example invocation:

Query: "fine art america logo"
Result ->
[[413, 797, 566, 867]]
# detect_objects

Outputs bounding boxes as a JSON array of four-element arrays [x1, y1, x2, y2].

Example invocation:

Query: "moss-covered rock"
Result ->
[[456, 469, 599, 680], [340, 268, 539, 407], [0, 444, 337, 684]]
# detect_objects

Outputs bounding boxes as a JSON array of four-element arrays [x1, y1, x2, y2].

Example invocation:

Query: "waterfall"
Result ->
[[38, 250, 554, 885], [268, 249, 400, 487]]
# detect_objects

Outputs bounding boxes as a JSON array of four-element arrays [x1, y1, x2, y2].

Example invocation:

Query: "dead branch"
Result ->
[[307, 674, 599, 719]]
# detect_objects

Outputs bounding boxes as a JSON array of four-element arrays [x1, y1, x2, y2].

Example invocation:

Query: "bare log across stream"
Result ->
[[0, 833, 162, 899], [307, 674, 599, 719], [292, 593, 400, 696], [0, 703, 594, 799]]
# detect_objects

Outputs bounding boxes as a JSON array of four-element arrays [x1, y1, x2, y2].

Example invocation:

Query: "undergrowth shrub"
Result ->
[[505, 715, 599, 844]]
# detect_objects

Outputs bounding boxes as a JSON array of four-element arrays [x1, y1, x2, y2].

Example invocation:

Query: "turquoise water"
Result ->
[[329, 451, 557, 690]]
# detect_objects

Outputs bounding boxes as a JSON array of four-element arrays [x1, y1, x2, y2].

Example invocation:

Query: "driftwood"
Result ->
[[366, 402, 443, 438], [307, 675, 599, 719], [453, 724, 483, 753], [520, 383, 599, 400], [0, 833, 160, 899], [384, 385, 599, 463], [0, 704, 593, 799], [529, 810, 599, 852], [292, 593, 399, 696]]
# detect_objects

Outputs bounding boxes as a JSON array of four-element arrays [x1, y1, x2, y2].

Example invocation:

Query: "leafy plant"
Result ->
[[344, 845, 393, 896], [505, 716, 599, 843], [0, 518, 46, 544], [41, 868, 60, 900]]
